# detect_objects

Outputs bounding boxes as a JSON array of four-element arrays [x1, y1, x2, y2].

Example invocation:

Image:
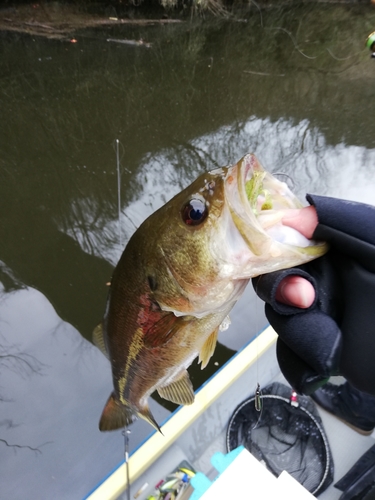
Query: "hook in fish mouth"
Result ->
[[223, 153, 267, 216]]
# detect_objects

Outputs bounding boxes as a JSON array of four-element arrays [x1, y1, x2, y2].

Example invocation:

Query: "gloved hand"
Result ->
[[252, 195, 375, 396]]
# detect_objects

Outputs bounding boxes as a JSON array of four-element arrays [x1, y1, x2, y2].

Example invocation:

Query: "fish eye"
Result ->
[[182, 198, 208, 226]]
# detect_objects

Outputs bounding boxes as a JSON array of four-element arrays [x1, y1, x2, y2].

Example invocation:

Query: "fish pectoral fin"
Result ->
[[143, 312, 185, 349], [93, 322, 109, 359], [99, 393, 136, 431], [198, 328, 219, 369], [158, 370, 195, 406]]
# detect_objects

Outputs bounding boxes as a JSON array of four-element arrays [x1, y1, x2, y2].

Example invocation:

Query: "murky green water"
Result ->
[[1, 3, 375, 498]]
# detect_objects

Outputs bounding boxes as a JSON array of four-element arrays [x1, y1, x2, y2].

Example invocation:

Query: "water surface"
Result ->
[[1, 4, 375, 498]]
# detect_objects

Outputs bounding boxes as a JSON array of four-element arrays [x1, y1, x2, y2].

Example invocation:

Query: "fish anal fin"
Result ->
[[158, 370, 195, 406], [143, 312, 185, 349], [199, 328, 219, 369], [139, 405, 162, 434], [99, 393, 136, 431], [93, 323, 109, 359]]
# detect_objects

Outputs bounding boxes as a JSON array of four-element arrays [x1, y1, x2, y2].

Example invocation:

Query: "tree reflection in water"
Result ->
[[1, 3, 375, 498]]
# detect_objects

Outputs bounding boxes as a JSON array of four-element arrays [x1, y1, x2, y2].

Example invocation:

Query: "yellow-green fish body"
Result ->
[[95, 154, 327, 431]]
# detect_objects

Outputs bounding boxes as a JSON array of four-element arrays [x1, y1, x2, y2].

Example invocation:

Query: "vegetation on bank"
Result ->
[[0, 0, 374, 39]]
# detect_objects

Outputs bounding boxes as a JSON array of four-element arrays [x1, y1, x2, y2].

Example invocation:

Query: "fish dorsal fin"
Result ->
[[93, 323, 109, 359], [143, 312, 184, 349], [199, 328, 219, 369], [99, 393, 136, 431], [158, 370, 195, 406]]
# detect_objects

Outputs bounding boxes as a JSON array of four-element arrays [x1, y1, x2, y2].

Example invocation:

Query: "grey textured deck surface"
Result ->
[[122, 343, 375, 499]]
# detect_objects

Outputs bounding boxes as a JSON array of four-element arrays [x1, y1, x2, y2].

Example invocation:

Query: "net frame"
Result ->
[[226, 389, 333, 496]]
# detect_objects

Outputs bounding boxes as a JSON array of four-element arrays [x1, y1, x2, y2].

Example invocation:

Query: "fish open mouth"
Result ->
[[224, 153, 278, 222], [224, 153, 328, 258], [224, 154, 275, 227], [237, 154, 269, 213], [233, 153, 303, 216], [223, 154, 274, 256]]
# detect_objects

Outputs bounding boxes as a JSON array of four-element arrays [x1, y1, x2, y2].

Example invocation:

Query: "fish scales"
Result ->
[[94, 153, 328, 431]]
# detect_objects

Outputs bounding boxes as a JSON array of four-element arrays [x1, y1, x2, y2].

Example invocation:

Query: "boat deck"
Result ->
[[190, 372, 375, 500], [88, 327, 375, 500], [317, 387, 375, 500]]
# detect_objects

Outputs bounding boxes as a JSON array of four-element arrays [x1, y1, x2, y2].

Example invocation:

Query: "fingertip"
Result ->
[[282, 206, 318, 239], [276, 276, 315, 308]]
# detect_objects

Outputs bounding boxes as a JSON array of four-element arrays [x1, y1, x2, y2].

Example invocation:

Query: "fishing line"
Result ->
[[113, 138, 133, 248], [250, 0, 263, 28], [263, 26, 364, 62], [273, 171, 296, 191], [122, 429, 131, 500], [114, 139, 132, 500], [253, 280, 263, 428], [265, 26, 317, 60], [114, 139, 123, 250], [325, 47, 364, 61]]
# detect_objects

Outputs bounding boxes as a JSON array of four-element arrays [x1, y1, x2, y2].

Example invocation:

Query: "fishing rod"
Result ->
[[116, 139, 122, 250], [123, 428, 131, 500], [115, 138, 131, 500]]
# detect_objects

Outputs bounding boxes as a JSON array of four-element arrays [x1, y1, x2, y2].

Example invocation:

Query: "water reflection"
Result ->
[[0, 274, 169, 499], [64, 116, 375, 268], [2, 3, 375, 498]]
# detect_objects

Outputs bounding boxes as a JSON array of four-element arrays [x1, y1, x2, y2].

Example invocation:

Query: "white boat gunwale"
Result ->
[[85, 325, 278, 500]]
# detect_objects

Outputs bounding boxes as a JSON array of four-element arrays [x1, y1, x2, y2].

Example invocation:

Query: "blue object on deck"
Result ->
[[189, 473, 212, 499], [189, 446, 245, 499], [211, 445, 245, 473]]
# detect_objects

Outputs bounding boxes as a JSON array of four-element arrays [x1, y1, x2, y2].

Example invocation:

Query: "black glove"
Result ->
[[252, 195, 375, 396]]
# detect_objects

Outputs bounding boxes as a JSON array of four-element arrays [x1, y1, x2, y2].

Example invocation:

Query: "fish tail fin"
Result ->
[[139, 405, 163, 435], [99, 393, 163, 434], [99, 393, 136, 432]]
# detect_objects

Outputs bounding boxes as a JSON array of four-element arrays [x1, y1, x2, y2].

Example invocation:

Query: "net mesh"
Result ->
[[226, 382, 334, 496]]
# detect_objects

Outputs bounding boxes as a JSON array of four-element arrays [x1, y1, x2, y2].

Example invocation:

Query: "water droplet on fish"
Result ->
[[219, 315, 231, 331]]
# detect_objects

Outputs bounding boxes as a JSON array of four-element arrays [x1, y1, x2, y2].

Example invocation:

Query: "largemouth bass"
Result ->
[[94, 153, 327, 432]]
